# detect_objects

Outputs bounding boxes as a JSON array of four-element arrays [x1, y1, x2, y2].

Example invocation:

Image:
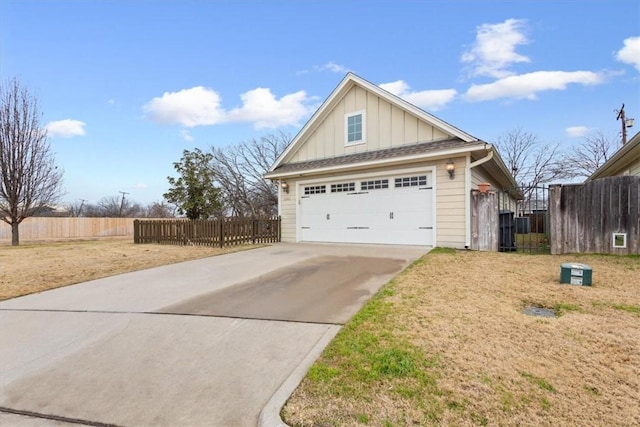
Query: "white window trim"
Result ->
[[345, 110, 366, 146], [612, 233, 627, 248]]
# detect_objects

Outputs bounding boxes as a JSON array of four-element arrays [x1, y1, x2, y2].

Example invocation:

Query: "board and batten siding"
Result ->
[[288, 86, 449, 163]]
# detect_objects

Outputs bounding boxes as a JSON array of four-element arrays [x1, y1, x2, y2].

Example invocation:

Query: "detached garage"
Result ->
[[266, 73, 516, 248]]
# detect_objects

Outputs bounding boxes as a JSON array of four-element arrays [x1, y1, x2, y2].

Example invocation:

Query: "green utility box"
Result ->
[[560, 263, 593, 286]]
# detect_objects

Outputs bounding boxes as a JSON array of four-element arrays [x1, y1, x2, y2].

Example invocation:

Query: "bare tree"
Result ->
[[563, 132, 617, 179], [493, 128, 566, 188], [0, 78, 64, 245], [67, 199, 87, 217], [96, 195, 143, 217], [211, 132, 290, 217], [144, 201, 175, 218], [80, 202, 102, 217]]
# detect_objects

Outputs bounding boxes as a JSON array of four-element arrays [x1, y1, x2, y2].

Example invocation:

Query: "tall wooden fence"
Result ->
[[133, 217, 281, 247], [549, 176, 639, 255], [0, 217, 134, 242], [470, 190, 499, 251]]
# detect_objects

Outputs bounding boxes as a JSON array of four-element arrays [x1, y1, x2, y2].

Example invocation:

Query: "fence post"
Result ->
[[276, 216, 279, 242], [252, 219, 257, 244], [549, 185, 562, 254], [219, 219, 224, 248], [133, 219, 139, 243]]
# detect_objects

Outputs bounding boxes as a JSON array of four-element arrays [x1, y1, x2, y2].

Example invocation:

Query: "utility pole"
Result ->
[[78, 199, 86, 217], [615, 104, 635, 145], [118, 191, 129, 217]]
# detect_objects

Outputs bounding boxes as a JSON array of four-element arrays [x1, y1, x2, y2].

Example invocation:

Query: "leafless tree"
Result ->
[[0, 78, 64, 245], [96, 195, 143, 217], [144, 201, 175, 218], [66, 199, 87, 217], [563, 132, 617, 179], [493, 128, 567, 189], [211, 132, 290, 217]]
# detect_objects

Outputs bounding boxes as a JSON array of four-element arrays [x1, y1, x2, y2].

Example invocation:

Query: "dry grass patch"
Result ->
[[283, 249, 640, 427], [0, 238, 261, 300]]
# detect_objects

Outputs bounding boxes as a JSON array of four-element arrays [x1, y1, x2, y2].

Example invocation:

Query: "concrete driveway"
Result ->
[[0, 243, 427, 426]]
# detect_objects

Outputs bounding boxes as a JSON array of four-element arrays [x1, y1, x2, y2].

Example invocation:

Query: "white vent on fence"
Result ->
[[613, 233, 627, 248]]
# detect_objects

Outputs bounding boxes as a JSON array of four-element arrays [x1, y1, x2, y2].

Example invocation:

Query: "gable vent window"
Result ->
[[395, 175, 428, 188], [304, 185, 326, 195], [331, 182, 355, 193], [345, 111, 366, 145], [361, 179, 389, 190]]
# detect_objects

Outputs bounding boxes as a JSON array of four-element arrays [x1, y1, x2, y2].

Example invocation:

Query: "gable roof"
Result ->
[[269, 72, 478, 173], [588, 131, 640, 181]]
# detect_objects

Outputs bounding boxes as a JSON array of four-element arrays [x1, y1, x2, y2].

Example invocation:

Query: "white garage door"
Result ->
[[299, 172, 433, 246]]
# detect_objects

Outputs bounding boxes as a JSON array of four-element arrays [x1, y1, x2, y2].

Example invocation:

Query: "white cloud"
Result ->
[[180, 129, 193, 141], [228, 88, 313, 129], [132, 183, 148, 190], [461, 18, 530, 78], [144, 86, 314, 130], [298, 61, 350, 75], [566, 126, 590, 137], [143, 86, 225, 127], [465, 70, 605, 102], [46, 119, 86, 138], [616, 36, 640, 71], [317, 61, 349, 73], [379, 80, 457, 111]]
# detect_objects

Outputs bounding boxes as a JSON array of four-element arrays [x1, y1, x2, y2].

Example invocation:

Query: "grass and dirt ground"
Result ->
[[2, 240, 638, 425], [283, 249, 640, 427], [0, 238, 260, 300]]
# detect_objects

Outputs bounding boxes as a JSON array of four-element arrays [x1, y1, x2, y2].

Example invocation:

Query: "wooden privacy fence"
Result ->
[[470, 190, 499, 251], [549, 176, 639, 255], [134, 217, 281, 247], [0, 217, 134, 242]]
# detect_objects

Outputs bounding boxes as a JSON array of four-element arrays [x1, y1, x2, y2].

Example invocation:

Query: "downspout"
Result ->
[[464, 145, 494, 248]]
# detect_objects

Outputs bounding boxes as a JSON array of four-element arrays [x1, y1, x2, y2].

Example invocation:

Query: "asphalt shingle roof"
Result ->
[[271, 138, 480, 174]]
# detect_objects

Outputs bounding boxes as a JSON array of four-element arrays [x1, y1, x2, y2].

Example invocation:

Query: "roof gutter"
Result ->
[[469, 144, 494, 169]]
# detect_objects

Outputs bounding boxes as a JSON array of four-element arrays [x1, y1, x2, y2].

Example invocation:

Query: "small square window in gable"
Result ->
[[345, 111, 366, 145]]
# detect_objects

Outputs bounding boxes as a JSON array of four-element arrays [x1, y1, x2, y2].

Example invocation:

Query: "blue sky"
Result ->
[[2, 0, 639, 206]]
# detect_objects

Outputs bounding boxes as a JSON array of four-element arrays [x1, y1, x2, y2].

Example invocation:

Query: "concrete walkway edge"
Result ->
[[259, 324, 342, 427]]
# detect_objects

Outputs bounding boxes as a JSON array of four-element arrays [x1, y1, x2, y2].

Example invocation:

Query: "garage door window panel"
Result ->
[[304, 185, 326, 195], [395, 175, 428, 188], [361, 179, 389, 190], [330, 182, 355, 193]]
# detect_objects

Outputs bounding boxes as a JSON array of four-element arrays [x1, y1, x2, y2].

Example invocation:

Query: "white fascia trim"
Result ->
[[357, 73, 477, 143], [269, 74, 355, 172], [588, 132, 640, 181], [265, 143, 487, 180]]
